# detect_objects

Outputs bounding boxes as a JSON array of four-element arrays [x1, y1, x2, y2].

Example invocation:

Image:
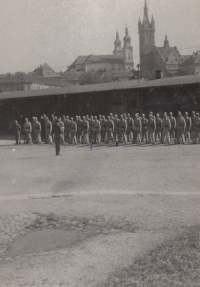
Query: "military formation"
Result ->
[[14, 111, 200, 152]]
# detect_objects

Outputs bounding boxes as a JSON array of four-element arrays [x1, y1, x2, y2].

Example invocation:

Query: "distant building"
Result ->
[[32, 63, 60, 78], [179, 51, 200, 76], [0, 73, 49, 93], [68, 27, 134, 73], [0, 73, 72, 93], [138, 0, 193, 78]]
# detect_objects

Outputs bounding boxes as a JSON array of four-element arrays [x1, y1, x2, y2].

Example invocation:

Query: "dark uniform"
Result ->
[[127, 116, 134, 142], [148, 116, 156, 144], [55, 121, 62, 155], [106, 118, 114, 144], [155, 116, 162, 142], [141, 116, 148, 143], [176, 115, 186, 144], [14, 122, 21, 144]]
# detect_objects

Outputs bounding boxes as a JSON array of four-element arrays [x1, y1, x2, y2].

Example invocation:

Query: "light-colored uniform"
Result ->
[[64, 119, 71, 143], [162, 117, 171, 144], [93, 120, 101, 144], [101, 119, 107, 142], [127, 117, 134, 142], [46, 121, 53, 144], [82, 120, 89, 144], [24, 121, 32, 144], [113, 118, 120, 141], [119, 119, 127, 143], [35, 121, 41, 144], [148, 117, 156, 144], [169, 116, 176, 140], [133, 118, 142, 144], [106, 120, 114, 144], [155, 118, 162, 142], [176, 116, 186, 144], [70, 121, 77, 144]]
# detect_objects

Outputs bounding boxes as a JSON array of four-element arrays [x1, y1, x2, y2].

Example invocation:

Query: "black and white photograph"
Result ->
[[0, 0, 200, 286]]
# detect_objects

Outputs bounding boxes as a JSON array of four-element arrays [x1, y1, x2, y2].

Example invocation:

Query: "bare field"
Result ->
[[0, 140, 200, 286]]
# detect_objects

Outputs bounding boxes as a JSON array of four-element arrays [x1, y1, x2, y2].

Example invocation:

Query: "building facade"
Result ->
[[179, 51, 200, 76], [68, 27, 134, 73], [138, 0, 192, 79]]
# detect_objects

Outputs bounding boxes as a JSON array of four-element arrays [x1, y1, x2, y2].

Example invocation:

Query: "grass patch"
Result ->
[[103, 226, 200, 287]]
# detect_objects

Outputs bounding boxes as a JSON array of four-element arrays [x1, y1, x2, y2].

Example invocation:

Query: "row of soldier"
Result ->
[[14, 111, 200, 145]]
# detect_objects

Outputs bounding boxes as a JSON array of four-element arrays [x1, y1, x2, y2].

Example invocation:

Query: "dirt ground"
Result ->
[[0, 138, 200, 286]]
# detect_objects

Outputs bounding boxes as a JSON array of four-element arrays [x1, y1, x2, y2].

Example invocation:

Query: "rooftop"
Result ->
[[0, 75, 200, 100]]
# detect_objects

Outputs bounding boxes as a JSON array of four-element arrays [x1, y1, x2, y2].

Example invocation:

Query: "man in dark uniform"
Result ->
[[55, 119, 62, 156], [14, 120, 21, 145], [41, 115, 46, 142]]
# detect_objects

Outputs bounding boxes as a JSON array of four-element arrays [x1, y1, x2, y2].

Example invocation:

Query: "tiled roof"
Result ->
[[156, 47, 182, 61], [32, 63, 60, 78], [0, 75, 200, 100]]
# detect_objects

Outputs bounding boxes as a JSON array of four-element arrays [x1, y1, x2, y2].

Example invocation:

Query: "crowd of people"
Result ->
[[13, 111, 200, 155]]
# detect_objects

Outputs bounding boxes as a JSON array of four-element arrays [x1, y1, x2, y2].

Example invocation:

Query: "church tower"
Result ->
[[122, 26, 133, 71], [113, 32, 123, 57], [138, 0, 155, 72]]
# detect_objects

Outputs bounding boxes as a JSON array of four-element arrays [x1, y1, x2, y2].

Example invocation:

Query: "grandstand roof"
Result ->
[[0, 75, 200, 100]]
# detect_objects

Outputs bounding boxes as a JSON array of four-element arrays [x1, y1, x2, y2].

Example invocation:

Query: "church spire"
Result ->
[[143, 0, 149, 24], [164, 34, 169, 49]]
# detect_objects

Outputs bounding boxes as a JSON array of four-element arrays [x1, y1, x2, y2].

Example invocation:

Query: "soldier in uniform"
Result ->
[[101, 115, 107, 142], [169, 112, 176, 141], [89, 116, 94, 143], [14, 120, 21, 145], [123, 113, 127, 120], [34, 117, 41, 144], [51, 115, 56, 141], [31, 117, 36, 143], [147, 114, 156, 144], [82, 116, 89, 144], [184, 112, 192, 143], [70, 117, 77, 144], [193, 113, 200, 144], [59, 117, 65, 144], [162, 112, 171, 145], [106, 116, 114, 144], [155, 114, 162, 143], [113, 114, 120, 142], [93, 116, 101, 144], [76, 116, 82, 143], [133, 113, 142, 144], [141, 114, 148, 143], [55, 119, 62, 156], [24, 118, 32, 144], [191, 111, 196, 142], [176, 111, 186, 144], [86, 115, 90, 141], [127, 114, 134, 143], [46, 117, 53, 144], [119, 115, 127, 144], [64, 116, 71, 143], [40, 115, 46, 142]]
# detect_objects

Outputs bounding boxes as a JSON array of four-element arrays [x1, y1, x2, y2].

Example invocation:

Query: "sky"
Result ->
[[0, 0, 200, 74]]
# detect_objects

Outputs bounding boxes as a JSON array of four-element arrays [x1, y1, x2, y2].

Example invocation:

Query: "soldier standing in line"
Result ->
[[169, 112, 176, 141], [176, 111, 186, 144], [34, 117, 41, 144], [55, 118, 62, 156], [162, 112, 171, 145], [82, 116, 89, 144], [127, 113, 134, 143], [101, 115, 107, 142], [64, 116, 71, 143], [193, 113, 200, 144], [24, 118, 32, 144], [191, 111, 196, 142], [86, 115, 90, 142], [155, 114, 162, 143], [141, 114, 148, 143], [77, 116, 83, 143], [147, 114, 156, 144], [45, 117, 53, 144], [70, 117, 77, 144], [14, 120, 21, 145], [93, 116, 101, 144], [51, 115, 56, 141], [133, 113, 142, 144], [40, 115, 46, 142], [113, 114, 120, 142], [184, 112, 192, 143], [89, 116, 94, 143], [106, 116, 114, 144], [59, 117, 65, 145], [123, 113, 127, 121], [31, 117, 36, 143], [119, 115, 127, 144]]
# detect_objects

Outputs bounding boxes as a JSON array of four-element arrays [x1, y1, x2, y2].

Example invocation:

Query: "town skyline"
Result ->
[[1, 0, 200, 74]]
